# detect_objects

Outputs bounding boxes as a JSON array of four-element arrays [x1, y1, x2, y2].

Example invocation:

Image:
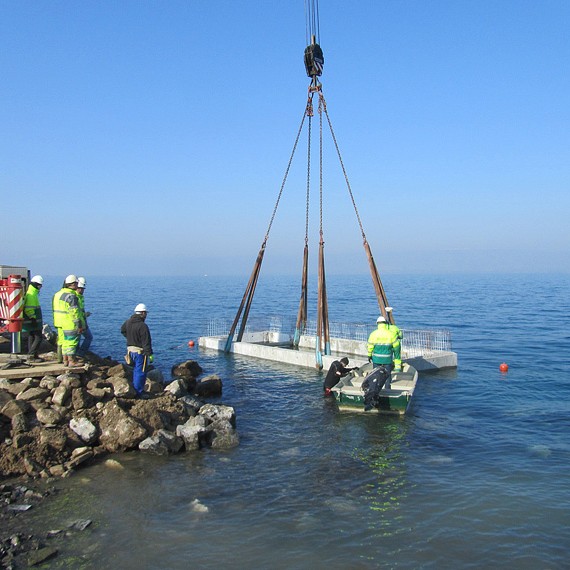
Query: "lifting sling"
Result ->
[[225, 0, 396, 364]]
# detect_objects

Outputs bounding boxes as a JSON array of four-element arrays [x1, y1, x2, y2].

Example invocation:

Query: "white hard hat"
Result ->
[[376, 315, 386, 323], [135, 303, 148, 313], [65, 274, 78, 285], [78, 277, 86, 288], [31, 275, 43, 285]]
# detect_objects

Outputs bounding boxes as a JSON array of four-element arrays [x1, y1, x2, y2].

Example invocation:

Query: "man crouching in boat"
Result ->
[[367, 315, 402, 390], [323, 357, 356, 395]]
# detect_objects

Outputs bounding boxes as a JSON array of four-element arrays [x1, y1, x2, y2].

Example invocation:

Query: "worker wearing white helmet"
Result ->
[[76, 277, 93, 357], [367, 311, 402, 388], [120, 303, 154, 398], [385, 307, 403, 341], [52, 274, 83, 367], [22, 274, 44, 362]]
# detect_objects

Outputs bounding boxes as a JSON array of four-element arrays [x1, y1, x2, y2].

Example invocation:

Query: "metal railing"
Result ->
[[203, 316, 452, 354]]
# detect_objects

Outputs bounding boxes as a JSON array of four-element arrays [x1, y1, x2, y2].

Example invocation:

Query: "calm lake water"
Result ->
[[24, 273, 570, 569]]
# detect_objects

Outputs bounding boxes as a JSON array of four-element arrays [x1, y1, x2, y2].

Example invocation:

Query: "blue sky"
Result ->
[[2, 1, 569, 277]]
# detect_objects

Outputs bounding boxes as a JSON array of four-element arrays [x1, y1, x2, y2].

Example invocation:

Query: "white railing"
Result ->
[[203, 316, 452, 354]]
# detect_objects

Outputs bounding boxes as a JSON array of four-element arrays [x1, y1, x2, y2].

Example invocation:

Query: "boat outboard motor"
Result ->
[[362, 366, 390, 411]]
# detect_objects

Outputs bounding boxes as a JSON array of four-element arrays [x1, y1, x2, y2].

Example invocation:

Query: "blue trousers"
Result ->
[[130, 352, 147, 394], [78, 327, 93, 355]]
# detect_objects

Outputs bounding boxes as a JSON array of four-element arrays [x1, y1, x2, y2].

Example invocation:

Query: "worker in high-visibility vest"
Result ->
[[52, 274, 83, 367], [76, 276, 93, 356], [367, 315, 402, 389], [23, 275, 44, 362]]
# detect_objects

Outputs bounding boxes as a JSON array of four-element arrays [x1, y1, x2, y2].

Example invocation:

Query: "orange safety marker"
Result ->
[[499, 362, 509, 372]]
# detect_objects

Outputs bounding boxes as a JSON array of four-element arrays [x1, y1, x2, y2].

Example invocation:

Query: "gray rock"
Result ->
[[108, 375, 136, 399], [39, 375, 59, 390], [15, 386, 50, 402], [20, 377, 40, 388], [69, 417, 97, 444], [87, 387, 112, 399], [175, 423, 205, 451], [52, 384, 70, 406], [99, 401, 147, 452], [156, 429, 184, 453], [58, 373, 82, 389], [199, 403, 236, 428], [66, 447, 94, 469], [171, 360, 203, 378], [107, 362, 131, 378], [179, 395, 203, 415], [1, 398, 30, 419], [36, 407, 63, 426], [210, 429, 240, 450], [193, 375, 223, 397], [1, 381, 26, 396], [11, 412, 28, 434], [164, 379, 188, 398], [139, 434, 169, 455], [184, 415, 209, 428]]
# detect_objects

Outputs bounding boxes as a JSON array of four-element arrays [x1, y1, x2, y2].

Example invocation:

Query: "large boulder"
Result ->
[[36, 408, 63, 427], [198, 404, 236, 428], [176, 417, 211, 451], [16, 387, 50, 402], [69, 417, 98, 444], [171, 360, 203, 380], [99, 401, 147, 452], [106, 363, 132, 379], [58, 373, 82, 389], [193, 375, 222, 397], [1, 399, 30, 419], [107, 375, 136, 399], [52, 385, 71, 407], [164, 379, 188, 398]]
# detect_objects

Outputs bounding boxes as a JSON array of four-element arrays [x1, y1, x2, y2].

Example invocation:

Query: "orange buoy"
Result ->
[[188, 340, 195, 348], [499, 362, 509, 372]]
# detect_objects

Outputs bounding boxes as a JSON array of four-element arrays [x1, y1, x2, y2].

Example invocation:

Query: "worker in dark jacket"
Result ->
[[23, 275, 44, 362], [323, 357, 356, 395], [120, 303, 154, 397]]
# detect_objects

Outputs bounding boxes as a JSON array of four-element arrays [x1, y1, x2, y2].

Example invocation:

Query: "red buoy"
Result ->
[[188, 340, 195, 348], [499, 362, 509, 372]]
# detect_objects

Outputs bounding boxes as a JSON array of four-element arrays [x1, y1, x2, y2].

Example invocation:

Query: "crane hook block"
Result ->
[[304, 43, 324, 78]]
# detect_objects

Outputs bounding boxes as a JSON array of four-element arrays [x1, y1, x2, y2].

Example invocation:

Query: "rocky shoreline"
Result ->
[[0, 344, 239, 568]]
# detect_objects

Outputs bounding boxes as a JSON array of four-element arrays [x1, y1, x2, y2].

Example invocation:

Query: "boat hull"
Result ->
[[331, 362, 418, 415]]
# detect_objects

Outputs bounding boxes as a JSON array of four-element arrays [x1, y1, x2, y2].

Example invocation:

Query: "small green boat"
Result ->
[[330, 362, 418, 415]]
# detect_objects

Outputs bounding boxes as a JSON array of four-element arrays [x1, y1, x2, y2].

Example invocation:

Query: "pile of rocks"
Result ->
[[0, 358, 239, 479]]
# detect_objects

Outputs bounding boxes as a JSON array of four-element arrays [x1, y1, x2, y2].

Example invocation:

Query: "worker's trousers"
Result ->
[[129, 351, 147, 395], [78, 327, 93, 355]]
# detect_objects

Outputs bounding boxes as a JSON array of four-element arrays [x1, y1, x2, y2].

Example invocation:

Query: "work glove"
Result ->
[[149, 354, 154, 363], [394, 365, 402, 372], [368, 356, 372, 363]]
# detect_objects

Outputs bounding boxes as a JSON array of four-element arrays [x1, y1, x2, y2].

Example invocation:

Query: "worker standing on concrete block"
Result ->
[[23, 275, 44, 362]]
